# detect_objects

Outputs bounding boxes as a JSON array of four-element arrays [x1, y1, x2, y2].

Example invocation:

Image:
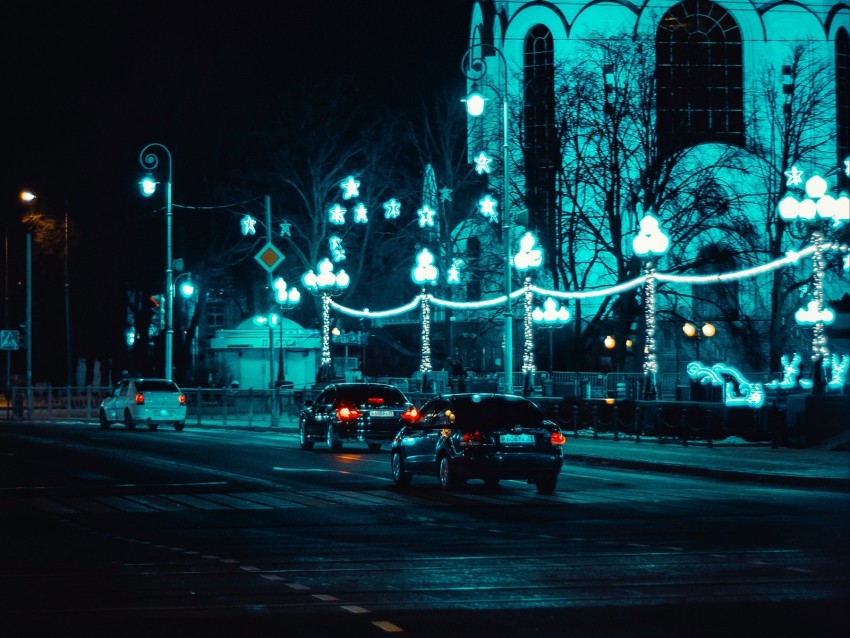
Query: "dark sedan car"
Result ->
[[390, 393, 565, 493], [299, 382, 419, 452]]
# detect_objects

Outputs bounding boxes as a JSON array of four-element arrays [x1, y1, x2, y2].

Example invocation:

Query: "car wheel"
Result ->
[[326, 425, 342, 452], [299, 419, 314, 450], [367, 442, 382, 452], [438, 455, 460, 490], [99, 410, 110, 429], [174, 421, 185, 432], [148, 422, 158, 431], [124, 409, 136, 430], [536, 472, 558, 495], [391, 451, 412, 487]]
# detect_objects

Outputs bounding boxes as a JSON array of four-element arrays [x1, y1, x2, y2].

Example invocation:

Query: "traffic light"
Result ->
[[150, 294, 165, 331]]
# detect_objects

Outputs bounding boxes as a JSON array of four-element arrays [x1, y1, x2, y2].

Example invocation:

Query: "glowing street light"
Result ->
[[302, 258, 349, 381], [463, 41, 513, 393], [138, 143, 174, 380]]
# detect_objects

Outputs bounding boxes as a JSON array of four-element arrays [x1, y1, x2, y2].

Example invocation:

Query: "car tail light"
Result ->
[[135, 393, 145, 405], [550, 430, 566, 446], [179, 393, 187, 406], [337, 406, 361, 421], [461, 431, 485, 447], [401, 406, 418, 422]]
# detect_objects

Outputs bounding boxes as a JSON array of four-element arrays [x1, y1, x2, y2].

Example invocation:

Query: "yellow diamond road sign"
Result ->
[[0, 330, 19, 351], [255, 242, 285, 273]]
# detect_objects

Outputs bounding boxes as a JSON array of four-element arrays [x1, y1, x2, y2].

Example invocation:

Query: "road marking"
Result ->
[[312, 594, 338, 601], [286, 583, 311, 590], [372, 620, 404, 632], [342, 605, 370, 614]]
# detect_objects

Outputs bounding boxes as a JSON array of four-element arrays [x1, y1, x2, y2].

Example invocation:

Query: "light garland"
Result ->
[[320, 294, 332, 366], [522, 278, 536, 373], [642, 263, 658, 376], [420, 290, 432, 373]]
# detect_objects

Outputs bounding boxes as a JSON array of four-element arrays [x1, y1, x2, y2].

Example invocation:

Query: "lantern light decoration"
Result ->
[[779, 165, 849, 384], [302, 258, 350, 367], [632, 213, 670, 398], [411, 249, 439, 373]]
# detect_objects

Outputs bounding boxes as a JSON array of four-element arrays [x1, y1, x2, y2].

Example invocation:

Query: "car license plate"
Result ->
[[371, 410, 394, 417], [500, 433, 534, 445]]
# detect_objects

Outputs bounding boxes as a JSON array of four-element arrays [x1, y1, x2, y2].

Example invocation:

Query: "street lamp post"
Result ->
[[532, 297, 570, 373], [173, 272, 195, 382], [682, 321, 715, 360], [462, 42, 513, 394], [138, 143, 174, 381], [273, 276, 301, 385]]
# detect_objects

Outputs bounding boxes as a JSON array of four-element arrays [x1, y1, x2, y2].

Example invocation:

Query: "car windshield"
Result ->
[[136, 380, 180, 392], [338, 385, 407, 407], [449, 396, 544, 431]]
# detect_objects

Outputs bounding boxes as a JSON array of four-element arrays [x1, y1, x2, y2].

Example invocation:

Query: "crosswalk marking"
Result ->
[[11, 486, 634, 515]]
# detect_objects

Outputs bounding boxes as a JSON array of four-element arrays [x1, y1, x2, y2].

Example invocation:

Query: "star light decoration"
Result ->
[[417, 205, 436, 228], [329, 235, 346, 262], [353, 203, 368, 223], [473, 151, 493, 175], [383, 198, 401, 219], [241, 215, 258, 236], [479, 195, 498, 222], [328, 204, 346, 225], [340, 176, 360, 200], [279, 220, 292, 237], [447, 258, 464, 284]]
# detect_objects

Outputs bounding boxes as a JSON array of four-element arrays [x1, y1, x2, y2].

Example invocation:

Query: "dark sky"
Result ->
[[2, 0, 475, 380], [5, 0, 475, 219]]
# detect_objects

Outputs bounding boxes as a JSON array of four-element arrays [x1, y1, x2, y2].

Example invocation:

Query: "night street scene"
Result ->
[[2, 1, 849, 636]]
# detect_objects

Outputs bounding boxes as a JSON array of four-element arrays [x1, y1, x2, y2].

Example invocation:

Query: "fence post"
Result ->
[[634, 405, 641, 443], [613, 405, 619, 441], [680, 408, 688, 447], [656, 407, 664, 443], [705, 409, 713, 448]]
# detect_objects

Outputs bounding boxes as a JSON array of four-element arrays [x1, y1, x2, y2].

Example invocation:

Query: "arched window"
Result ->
[[837, 28, 850, 169], [523, 25, 557, 262], [656, 0, 744, 149]]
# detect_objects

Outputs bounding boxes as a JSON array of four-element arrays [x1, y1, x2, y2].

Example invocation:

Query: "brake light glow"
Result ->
[[179, 393, 187, 405], [337, 406, 361, 420], [367, 397, 385, 405], [135, 393, 145, 405], [550, 431, 566, 445], [461, 431, 485, 447], [401, 406, 419, 422]]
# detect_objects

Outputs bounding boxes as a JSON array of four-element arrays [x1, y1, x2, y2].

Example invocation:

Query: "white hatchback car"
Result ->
[[100, 378, 187, 431]]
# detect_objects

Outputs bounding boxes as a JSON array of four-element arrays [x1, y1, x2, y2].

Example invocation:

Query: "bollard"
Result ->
[[572, 404, 579, 437], [592, 405, 599, 439], [634, 405, 641, 443], [705, 409, 713, 448], [680, 408, 688, 447]]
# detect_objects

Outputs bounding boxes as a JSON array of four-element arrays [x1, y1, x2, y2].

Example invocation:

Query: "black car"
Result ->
[[299, 383, 418, 452], [390, 393, 565, 493]]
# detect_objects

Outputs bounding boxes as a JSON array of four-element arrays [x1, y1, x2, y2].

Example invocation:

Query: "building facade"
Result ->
[[464, 0, 849, 382]]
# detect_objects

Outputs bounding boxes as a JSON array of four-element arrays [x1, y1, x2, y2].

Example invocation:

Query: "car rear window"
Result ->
[[338, 386, 407, 407], [137, 380, 181, 392], [450, 396, 544, 430]]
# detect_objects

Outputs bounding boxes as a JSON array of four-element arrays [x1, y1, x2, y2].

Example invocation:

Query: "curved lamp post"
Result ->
[[138, 143, 174, 380], [302, 258, 349, 382], [462, 42, 513, 393]]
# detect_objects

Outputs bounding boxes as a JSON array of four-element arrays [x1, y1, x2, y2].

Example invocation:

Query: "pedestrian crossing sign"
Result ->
[[0, 330, 19, 350]]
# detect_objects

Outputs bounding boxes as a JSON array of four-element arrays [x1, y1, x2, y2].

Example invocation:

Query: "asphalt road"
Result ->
[[1, 421, 847, 637]]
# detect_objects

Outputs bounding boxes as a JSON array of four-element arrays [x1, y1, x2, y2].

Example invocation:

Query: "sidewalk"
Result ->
[[195, 415, 850, 491]]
